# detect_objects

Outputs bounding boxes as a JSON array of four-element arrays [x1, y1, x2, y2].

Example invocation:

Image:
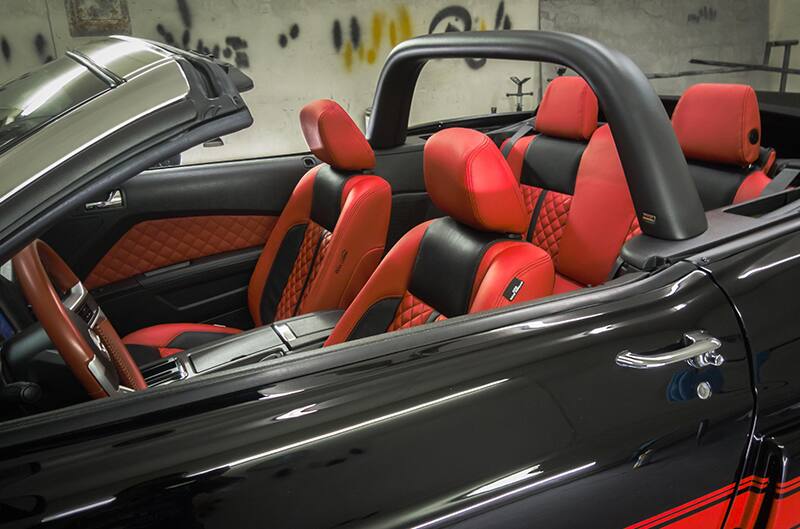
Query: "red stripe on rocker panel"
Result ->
[[84, 215, 277, 289], [625, 475, 800, 529]]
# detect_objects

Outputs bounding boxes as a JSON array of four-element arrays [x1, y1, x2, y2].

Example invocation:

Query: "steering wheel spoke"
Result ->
[[12, 240, 146, 398]]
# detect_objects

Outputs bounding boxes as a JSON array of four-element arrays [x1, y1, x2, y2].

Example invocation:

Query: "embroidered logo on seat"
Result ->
[[503, 278, 524, 301]]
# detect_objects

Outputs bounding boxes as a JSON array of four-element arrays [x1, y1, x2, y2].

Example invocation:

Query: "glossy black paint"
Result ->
[[0, 262, 754, 528], [702, 221, 800, 467]]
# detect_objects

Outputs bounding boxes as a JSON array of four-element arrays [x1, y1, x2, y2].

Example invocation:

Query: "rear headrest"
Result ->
[[672, 83, 761, 166], [300, 99, 375, 171], [536, 76, 599, 141], [424, 128, 529, 234]]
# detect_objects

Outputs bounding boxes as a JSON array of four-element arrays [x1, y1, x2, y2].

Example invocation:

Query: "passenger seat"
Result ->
[[672, 83, 772, 209], [123, 100, 392, 362], [325, 128, 555, 346], [502, 76, 638, 293]]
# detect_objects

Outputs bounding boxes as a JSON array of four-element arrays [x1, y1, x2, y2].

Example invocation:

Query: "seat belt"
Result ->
[[760, 167, 800, 197], [501, 118, 535, 158]]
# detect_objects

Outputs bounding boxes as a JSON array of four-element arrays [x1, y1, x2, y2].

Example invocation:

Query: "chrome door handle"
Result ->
[[85, 190, 123, 210], [616, 331, 723, 369]]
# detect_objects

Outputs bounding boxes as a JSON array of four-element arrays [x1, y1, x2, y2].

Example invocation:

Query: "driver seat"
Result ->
[[325, 127, 555, 346], [123, 100, 391, 363]]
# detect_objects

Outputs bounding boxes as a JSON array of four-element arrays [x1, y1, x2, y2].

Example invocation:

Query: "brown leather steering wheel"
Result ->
[[12, 240, 146, 398]]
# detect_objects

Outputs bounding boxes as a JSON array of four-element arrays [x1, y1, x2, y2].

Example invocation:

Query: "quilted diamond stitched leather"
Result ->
[[387, 291, 437, 332], [298, 228, 333, 310], [84, 215, 277, 289], [532, 191, 573, 260], [520, 184, 542, 215], [275, 222, 329, 321]]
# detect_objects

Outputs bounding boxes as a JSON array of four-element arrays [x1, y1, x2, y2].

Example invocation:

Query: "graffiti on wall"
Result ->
[[429, 1, 512, 69], [279, 24, 300, 48], [688, 6, 717, 24], [331, 6, 414, 72], [155, 0, 251, 68], [331, 2, 514, 72], [0, 32, 54, 70]]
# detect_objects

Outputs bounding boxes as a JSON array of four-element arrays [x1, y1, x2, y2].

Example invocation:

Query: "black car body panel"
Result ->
[[0, 262, 755, 528], [2, 29, 800, 529]]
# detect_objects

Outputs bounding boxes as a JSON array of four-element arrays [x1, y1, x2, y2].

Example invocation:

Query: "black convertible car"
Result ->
[[1, 31, 800, 528]]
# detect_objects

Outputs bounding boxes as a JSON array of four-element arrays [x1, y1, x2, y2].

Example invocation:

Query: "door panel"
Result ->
[[0, 263, 755, 528], [43, 154, 315, 331], [701, 228, 800, 528], [83, 214, 276, 289], [43, 144, 439, 332], [94, 247, 262, 336]]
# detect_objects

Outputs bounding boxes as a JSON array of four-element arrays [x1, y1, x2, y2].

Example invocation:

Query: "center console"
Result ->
[[140, 310, 343, 386]]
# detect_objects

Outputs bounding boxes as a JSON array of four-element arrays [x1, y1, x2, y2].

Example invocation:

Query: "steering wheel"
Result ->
[[12, 240, 146, 398]]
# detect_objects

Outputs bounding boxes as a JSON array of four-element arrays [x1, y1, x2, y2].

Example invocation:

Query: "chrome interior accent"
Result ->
[[84, 189, 123, 210], [274, 323, 297, 343], [62, 282, 88, 311]]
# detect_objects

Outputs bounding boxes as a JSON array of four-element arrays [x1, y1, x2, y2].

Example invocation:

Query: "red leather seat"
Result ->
[[325, 128, 555, 347], [502, 76, 638, 294], [671, 83, 772, 208], [124, 99, 391, 363]]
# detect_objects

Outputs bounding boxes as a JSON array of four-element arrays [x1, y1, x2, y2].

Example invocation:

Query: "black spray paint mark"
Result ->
[[688, 6, 717, 23], [33, 33, 53, 62], [332, 20, 343, 52], [0, 33, 54, 67], [350, 16, 361, 49], [225, 36, 249, 68], [177, 0, 192, 28], [429, 2, 512, 69], [278, 23, 300, 48], [154, 0, 250, 68], [1, 37, 10, 63]]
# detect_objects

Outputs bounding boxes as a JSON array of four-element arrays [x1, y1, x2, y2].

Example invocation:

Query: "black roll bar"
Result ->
[[367, 30, 707, 241]]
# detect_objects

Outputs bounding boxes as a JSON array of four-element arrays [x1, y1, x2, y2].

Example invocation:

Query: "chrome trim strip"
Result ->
[[65, 50, 124, 87]]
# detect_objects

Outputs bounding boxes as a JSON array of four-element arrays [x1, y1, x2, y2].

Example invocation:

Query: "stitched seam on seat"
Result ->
[[303, 183, 385, 310], [465, 137, 493, 228], [336, 246, 385, 307]]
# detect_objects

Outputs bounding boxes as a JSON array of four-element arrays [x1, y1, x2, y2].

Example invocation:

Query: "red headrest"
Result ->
[[424, 128, 529, 234], [672, 83, 761, 166], [536, 76, 599, 141], [300, 99, 375, 171]]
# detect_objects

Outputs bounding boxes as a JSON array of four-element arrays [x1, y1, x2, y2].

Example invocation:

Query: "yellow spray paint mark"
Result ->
[[367, 12, 384, 64], [337, 5, 414, 72], [343, 41, 353, 72], [397, 6, 412, 41], [389, 21, 398, 47], [479, 18, 487, 31]]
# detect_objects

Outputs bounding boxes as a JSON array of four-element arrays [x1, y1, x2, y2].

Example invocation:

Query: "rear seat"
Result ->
[[672, 83, 772, 208], [502, 76, 637, 293], [501, 79, 776, 295]]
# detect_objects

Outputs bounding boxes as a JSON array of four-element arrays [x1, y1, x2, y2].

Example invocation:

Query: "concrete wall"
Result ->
[[768, 0, 800, 92], [0, 1, 786, 164], [0, 0, 539, 164], [540, 0, 771, 95]]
